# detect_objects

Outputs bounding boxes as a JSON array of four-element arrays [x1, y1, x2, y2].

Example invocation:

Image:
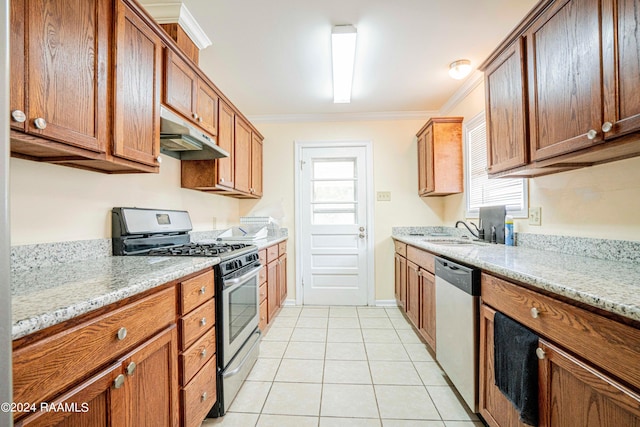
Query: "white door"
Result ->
[[298, 144, 372, 306]]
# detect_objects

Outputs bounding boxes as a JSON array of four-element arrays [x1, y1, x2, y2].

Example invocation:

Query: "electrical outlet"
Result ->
[[377, 191, 391, 202], [529, 207, 541, 226], [212, 217, 217, 229]]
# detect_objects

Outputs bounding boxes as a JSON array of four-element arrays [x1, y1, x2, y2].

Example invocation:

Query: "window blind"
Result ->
[[465, 113, 527, 217]]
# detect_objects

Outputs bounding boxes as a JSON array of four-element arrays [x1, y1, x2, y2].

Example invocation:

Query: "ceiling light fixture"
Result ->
[[448, 59, 472, 80], [331, 25, 357, 103]]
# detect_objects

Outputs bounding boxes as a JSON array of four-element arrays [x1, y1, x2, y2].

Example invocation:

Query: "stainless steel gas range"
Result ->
[[112, 207, 261, 417]]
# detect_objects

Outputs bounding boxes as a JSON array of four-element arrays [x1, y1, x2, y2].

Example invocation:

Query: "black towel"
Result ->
[[494, 312, 539, 426]]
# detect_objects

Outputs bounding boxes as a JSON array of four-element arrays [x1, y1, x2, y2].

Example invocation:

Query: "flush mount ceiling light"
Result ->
[[448, 59, 472, 80], [331, 25, 357, 103]]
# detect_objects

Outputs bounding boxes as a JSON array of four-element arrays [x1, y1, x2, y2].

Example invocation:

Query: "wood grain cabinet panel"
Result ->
[[406, 261, 420, 328], [278, 252, 287, 305], [418, 268, 436, 351], [179, 328, 215, 387], [112, 0, 162, 168], [196, 80, 218, 136], [180, 269, 215, 314], [394, 253, 407, 310], [251, 133, 264, 197], [217, 100, 236, 188], [416, 117, 463, 196], [179, 299, 215, 349], [484, 38, 529, 174], [181, 358, 216, 427], [267, 260, 279, 322], [9, 0, 25, 132], [164, 49, 197, 120], [234, 116, 252, 194]]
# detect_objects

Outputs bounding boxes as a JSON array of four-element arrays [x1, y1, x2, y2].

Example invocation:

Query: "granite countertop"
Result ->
[[192, 235, 288, 250], [11, 256, 220, 340], [393, 234, 640, 323]]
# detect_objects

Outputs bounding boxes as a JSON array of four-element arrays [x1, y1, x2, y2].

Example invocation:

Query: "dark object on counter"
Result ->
[[479, 205, 506, 244], [494, 312, 539, 426], [455, 220, 483, 239]]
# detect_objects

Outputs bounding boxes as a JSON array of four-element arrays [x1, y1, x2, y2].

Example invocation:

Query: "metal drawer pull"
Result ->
[[201, 392, 208, 402], [200, 349, 207, 358], [34, 117, 47, 129], [117, 327, 128, 340], [200, 286, 207, 295], [587, 129, 597, 140], [11, 110, 26, 123], [530, 307, 542, 318], [156, 155, 162, 164], [113, 374, 125, 389], [602, 122, 613, 133], [200, 317, 207, 327], [126, 362, 136, 376], [536, 348, 546, 360]]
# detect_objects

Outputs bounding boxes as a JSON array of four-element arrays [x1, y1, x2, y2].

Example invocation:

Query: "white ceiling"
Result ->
[[142, 0, 538, 118]]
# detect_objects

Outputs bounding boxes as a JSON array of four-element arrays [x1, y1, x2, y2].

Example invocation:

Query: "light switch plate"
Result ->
[[377, 191, 391, 202], [529, 207, 541, 226]]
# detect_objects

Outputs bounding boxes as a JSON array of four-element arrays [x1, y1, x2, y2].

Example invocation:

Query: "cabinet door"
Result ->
[[121, 326, 180, 427], [526, 0, 605, 161], [234, 116, 252, 193], [251, 133, 263, 197], [217, 100, 235, 188], [278, 253, 287, 305], [418, 268, 435, 351], [538, 339, 640, 426], [18, 362, 124, 427], [397, 254, 407, 310], [112, 0, 162, 167], [27, 0, 108, 152], [195, 80, 218, 136], [424, 126, 435, 193], [164, 50, 197, 120], [417, 132, 428, 195], [267, 261, 279, 322], [406, 261, 420, 328], [485, 38, 528, 174], [602, 0, 640, 138], [479, 304, 530, 427], [10, 0, 25, 131]]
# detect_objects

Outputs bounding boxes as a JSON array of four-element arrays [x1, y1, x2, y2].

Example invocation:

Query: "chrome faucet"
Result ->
[[455, 220, 482, 239]]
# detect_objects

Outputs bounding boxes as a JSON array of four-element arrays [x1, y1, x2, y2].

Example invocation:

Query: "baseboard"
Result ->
[[375, 299, 400, 307], [282, 299, 297, 307]]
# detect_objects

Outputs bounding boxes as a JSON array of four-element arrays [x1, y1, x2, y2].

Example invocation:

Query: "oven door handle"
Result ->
[[224, 265, 262, 286], [222, 329, 262, 378]]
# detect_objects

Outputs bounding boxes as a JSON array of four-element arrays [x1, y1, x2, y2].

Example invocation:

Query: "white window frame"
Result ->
[[464, 112, 528, 218]]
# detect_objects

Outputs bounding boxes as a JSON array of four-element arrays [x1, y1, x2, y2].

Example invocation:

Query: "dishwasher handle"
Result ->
[[435, 257, 480, 296]]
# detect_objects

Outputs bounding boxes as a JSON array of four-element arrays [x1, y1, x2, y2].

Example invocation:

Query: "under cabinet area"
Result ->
[[481, 0, 640, 178], [416, 117, 463, 197], [480, 273, 640, 426]]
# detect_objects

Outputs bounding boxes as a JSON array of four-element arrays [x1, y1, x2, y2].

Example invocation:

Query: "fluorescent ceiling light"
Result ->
[[448, 59, 472, 80], [332, 25, 357, 103]]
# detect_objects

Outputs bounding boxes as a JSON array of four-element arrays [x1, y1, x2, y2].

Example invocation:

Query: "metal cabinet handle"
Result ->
[[117, 327, 128, 341], [156, 155, 162, 164], [197, 116, 203, 123], [193, 113, 199, 120], [220, 178, 225, 183], [586, 129, 597, 140], [536, 348, 546, 360], [113, 374, 125, 389], [11, 110, 26, 123], [201, 392, 208, 402], [200, 286, 206, 295], [530, 307, 542, 318], [33, 117, 47, 129], [200, 349, 207, 358], [200, 317, 207, 327], [602, 122, 613, 133], [126, 361, 136, 376]]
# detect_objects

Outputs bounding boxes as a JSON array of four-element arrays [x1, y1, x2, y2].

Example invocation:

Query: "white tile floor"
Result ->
[[202, 306, 484, 427]]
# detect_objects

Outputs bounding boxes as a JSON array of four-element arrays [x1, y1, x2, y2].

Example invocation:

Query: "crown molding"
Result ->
[[247, 110, 438, 124], [439, 70, 484, 115], [141, 2, 212, 50]]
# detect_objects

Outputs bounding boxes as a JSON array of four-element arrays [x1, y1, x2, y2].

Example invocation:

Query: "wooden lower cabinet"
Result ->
[[394, 253, 407, 310], [418, 268, 435, 351], [261, 240, 288, 330], [267, 259, 279, 322], [278, 252, 287, 305], [406, 261, 420, 327]]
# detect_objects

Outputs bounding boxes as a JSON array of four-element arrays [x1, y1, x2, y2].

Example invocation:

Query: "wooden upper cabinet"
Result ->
[[602, 0, 640, 138], [217, 100, 235, 188], [196, 80, 218, 136], [9, 0, 25, 132], [416, 117, 463, 196], [164, 50, 197, 121], [485, 38, 529, 174], [24, 0, 109, 152], [234, 116, 252, 194], [112, 0, 162, 168], [526, 0, 605, 162], [251, 133, 263, 197]]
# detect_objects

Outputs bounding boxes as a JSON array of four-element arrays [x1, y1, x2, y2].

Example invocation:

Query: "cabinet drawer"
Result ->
[[481, 273, 640, 389], [407, 246, 435, 273], [13, 287, 176, 407], [259, 265, 267, 285], [180, 299, 215, 349], [258, 249, 266, 265], [394, 240, 407, 257], [181, 357, 216, 427], [259, 299, 268, 331], [259, 282, 267, 303], [266, 244, 279, 263], [180, 269, 215, 314], [180, 327, 215, 386], [278, 240, 287, 256]]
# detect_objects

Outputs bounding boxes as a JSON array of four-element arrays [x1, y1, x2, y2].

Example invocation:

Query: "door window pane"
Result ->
[[313, 160, 355, 179], [313, 212, 356, 224], [313, 181, 356, 202]]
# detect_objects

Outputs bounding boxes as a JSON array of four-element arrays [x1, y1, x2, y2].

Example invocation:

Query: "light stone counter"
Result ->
[[11, 256, 220, 340], [393, 234, 640, 323]]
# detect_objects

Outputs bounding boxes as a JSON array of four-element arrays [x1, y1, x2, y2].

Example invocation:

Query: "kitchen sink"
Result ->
[[425, 238, 488, 246]]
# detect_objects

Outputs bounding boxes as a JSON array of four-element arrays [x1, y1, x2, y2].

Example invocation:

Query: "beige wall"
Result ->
[[10, 156, 240, 245], [240, 119, 445, 302], [443, 83, 640, 242]]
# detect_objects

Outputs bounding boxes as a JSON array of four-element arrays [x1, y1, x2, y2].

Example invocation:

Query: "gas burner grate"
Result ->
[[147, 242, 250, 257]]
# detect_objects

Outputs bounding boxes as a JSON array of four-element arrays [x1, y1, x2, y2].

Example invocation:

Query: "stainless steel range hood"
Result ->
[[160, 106, 229, 160]]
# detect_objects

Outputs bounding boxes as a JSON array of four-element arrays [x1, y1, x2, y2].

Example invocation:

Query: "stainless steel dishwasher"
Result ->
[[435, 256, 480, 412]]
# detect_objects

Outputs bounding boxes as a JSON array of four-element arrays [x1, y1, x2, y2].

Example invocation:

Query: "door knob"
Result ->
[[359, 226, 365, 232], [359, 233, 365, 239]]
